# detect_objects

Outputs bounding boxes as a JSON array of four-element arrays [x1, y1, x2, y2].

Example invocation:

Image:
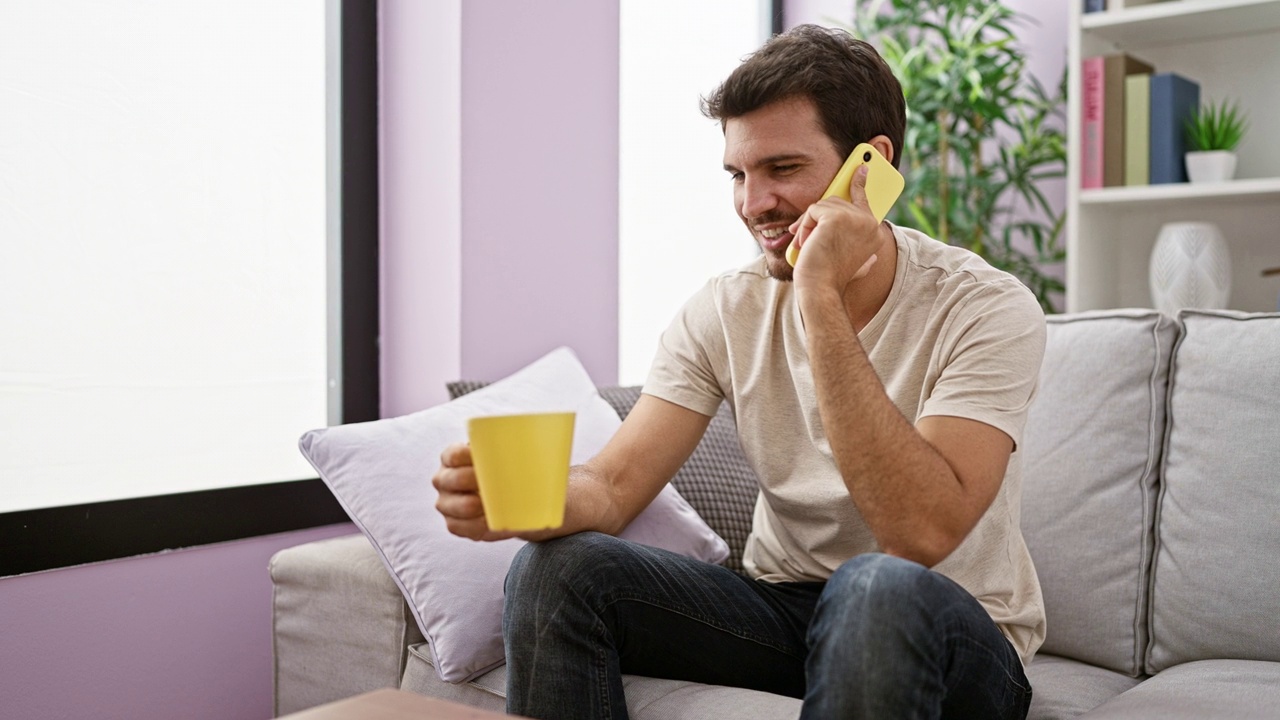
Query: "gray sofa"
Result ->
[[271, 309, 1280, 719]]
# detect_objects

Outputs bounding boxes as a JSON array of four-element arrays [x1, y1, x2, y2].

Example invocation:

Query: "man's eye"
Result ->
[[774, 164, 798, 174], [729, 171, 744, 182]]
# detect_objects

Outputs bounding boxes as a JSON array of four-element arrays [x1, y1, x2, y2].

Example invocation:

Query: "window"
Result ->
[[0, 0, 377, 575]]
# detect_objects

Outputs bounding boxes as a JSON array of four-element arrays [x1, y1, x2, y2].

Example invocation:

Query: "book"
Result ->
[[1149, 72, 1200, 184], [1125, 73, 1151, 186], [1084, 0, 1106, 12], [1081, 57, 1104, 189], [1081, 54, 1153, 189]]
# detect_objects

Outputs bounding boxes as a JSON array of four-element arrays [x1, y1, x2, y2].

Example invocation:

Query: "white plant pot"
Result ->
[[1184, 150, 1237, 183], [1149, 222, 1231, 315]]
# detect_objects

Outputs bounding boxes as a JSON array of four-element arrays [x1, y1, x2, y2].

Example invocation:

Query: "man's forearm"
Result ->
[[797, 287, 965, 566], [517, 464, 617, 542]]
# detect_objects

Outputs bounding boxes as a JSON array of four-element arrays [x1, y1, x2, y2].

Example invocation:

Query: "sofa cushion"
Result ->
[[1077, 660, 1280, 719], [1147, 310, 1280, 673], [270, 534, 425, 716], [1020, 310, 1177, 676], [401, 643, 803, 720], [1025, 654, 1143, 720], [299, 347, 728, 684], [400, 643, 506, 713], [450, 382, 760, 574]]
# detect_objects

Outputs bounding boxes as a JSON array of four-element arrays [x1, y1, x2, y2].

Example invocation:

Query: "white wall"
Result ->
[[617, 0, 767, 385]]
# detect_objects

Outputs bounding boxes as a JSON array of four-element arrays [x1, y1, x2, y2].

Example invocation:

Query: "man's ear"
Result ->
[[868, 135, 895, 166]]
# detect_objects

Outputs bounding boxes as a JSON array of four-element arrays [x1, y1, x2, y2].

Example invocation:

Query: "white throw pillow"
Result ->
[[299, 347, 729, 683]]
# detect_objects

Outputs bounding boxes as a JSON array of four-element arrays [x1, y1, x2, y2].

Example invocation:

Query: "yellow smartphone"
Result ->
[[785, 143, 904, 267]]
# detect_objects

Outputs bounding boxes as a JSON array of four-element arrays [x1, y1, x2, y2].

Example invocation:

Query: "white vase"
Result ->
[[1149, 222, 1231, 315], [1185, 150, 1237, 183]]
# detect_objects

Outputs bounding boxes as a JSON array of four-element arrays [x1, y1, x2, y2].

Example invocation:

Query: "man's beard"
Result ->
[[763, 250, 794, 282], [752, 210, 796, 282]]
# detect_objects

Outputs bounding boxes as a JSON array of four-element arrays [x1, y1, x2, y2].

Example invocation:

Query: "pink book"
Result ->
[[1081, 56, 1104, 190]]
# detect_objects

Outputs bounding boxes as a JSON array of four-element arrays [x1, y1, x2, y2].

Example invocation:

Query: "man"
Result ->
[[434, 24, 1045, 720]]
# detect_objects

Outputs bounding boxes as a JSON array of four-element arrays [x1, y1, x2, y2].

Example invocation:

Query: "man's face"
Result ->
[[723, 96, 844, 281]]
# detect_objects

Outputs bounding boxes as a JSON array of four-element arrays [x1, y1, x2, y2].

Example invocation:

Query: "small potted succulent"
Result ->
[[1184, 98, 1249, 183]]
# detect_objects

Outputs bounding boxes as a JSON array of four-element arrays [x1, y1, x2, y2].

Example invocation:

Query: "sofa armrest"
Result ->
[[270, 533, 425, 717]]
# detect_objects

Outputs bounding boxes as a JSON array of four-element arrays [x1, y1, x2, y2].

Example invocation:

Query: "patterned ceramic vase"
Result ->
[[1148, 222, 1231, 315]]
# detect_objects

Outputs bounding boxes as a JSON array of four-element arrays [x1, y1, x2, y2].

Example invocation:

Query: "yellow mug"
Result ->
[[466, 411, 575, 531]]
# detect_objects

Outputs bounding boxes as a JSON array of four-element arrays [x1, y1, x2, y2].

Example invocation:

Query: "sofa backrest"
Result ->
[[1146, 310, 1280, 673], [1020, 310, 1177, 676]]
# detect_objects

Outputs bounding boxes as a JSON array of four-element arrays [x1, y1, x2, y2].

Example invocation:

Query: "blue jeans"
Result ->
[[503, 532, 1032, 720]]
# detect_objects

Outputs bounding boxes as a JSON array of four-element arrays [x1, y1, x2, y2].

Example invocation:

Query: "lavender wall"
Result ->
[[458, 1, 620, 386], [380, 0, 462, 417], [381, 0, 620, 413], [0, 523, 355, 720]]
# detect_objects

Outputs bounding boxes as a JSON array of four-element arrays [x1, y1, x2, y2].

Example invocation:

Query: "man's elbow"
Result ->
[[880, 529, 963, 569]]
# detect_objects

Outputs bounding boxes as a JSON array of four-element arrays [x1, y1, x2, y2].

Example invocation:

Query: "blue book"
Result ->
[[1084, 0, 1106, 12], [1149, 72, 1200, 184]]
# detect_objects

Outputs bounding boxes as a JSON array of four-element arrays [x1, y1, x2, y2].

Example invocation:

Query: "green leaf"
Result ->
[[1184, 97, 1250, 151], [851, 0, 1066, 310]]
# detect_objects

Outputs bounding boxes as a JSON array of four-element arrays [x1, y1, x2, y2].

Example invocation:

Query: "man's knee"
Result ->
[[833, 551, 932, 589], [506, 531, 635, 601], [818, 553, 942, 625]]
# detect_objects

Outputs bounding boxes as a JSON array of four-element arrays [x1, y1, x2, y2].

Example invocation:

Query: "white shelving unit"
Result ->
[[1066, 0, 1280, 312]]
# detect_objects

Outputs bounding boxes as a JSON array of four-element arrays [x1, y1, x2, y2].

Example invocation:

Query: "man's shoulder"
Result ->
[[671, 256, 777, 337], [896, 226, 1039, 306], [711, 254, 771, 287], [701, 255, 779, 308]]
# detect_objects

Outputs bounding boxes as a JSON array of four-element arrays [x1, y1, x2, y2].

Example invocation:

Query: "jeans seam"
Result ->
[[599, 592, 807, 660], [952, 633, 1029, 698], [595, 642, 613, 720]]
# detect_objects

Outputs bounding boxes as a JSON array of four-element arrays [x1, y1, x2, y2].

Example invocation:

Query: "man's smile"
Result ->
[[756, 224, 795, 252]]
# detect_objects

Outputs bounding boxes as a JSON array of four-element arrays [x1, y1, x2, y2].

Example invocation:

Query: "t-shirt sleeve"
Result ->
[[641, 280, 725, 417], [919, 280, 1046, 448]]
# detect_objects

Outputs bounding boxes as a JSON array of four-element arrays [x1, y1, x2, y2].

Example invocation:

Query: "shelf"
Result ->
[[1079, 177, 1280, 208], [1069, 0, 1280, 313], [1083, 0, 1280, 50]]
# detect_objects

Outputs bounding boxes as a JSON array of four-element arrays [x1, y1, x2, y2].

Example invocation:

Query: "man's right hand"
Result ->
[[432, 443, 519, 542], [434, 395, 713, 544]]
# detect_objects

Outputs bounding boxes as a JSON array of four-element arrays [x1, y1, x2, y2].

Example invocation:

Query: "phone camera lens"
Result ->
[[863, 151, 872, 162]]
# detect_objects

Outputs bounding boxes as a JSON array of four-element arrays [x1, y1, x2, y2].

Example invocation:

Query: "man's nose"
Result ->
[[740, 176, 779, 219]]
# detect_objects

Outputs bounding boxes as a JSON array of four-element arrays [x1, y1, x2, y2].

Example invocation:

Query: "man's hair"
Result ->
[[701, 24, 906, 169]]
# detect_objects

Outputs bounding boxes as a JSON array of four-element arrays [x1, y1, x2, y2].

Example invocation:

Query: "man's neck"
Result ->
[[842, 222, 898, 333]]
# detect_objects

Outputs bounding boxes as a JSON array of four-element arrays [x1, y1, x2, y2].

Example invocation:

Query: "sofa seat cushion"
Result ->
[[1026, 654, 1143, 720], [1021, 310, 1177, 675], [1147, 311, 1280, 672], [1077, 660, 1280, 719], [400, 643, 506, 713], [401, 644, 802, 720]]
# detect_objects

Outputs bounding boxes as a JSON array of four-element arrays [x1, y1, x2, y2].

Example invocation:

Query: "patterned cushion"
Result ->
[[448, 382, 759, 574]]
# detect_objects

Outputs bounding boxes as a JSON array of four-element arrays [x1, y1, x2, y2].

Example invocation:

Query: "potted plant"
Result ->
[[847, 0, 1068, 312], [1184, 98, 1249, 183]]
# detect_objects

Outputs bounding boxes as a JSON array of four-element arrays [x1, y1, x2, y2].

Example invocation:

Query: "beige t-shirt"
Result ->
[[643, 224, 1047, 664]]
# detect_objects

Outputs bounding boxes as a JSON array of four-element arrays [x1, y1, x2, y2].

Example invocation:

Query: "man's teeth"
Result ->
[[760, 227, 788, 239]]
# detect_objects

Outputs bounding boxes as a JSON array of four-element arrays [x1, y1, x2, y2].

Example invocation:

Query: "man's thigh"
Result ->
[[510, 532, 818, 698]]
